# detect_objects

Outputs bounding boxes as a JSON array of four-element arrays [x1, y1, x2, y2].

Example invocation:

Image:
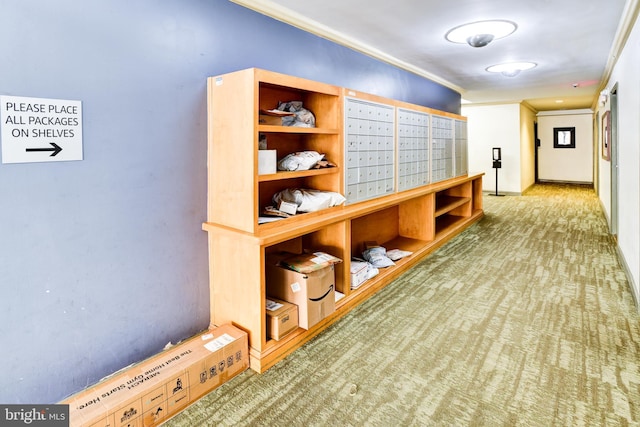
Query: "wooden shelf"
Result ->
[[258, 125, 339, 134], [258, 167, 339, 182], [249, 174, 478, 241], [436, 214, 467, 234], [435, 195, 471, 217]]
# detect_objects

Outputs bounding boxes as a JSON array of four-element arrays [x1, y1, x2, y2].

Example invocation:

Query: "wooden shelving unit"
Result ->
[[204, 68, 484, 372], [258, 167, 338, 182]]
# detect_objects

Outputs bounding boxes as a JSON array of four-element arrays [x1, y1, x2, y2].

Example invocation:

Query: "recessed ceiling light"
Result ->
[[445, 20, 517, 47], [486, 62, 537, 77], [555, 100, 564, 103]]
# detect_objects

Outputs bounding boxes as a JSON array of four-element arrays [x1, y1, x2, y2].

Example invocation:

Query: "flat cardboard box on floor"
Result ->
[[266, 253, 336, 330], [266, 296, 299, 340], [61, 324, 248, 427]]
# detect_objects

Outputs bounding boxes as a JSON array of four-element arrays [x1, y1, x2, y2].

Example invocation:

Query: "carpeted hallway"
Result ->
[[166, 183, 640, 426]]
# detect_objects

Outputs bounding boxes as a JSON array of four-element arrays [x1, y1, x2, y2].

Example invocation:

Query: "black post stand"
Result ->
[[490, 147, 505, 197]]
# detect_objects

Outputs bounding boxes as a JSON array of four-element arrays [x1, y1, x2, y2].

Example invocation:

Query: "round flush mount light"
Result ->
[[486, 61, 537, 77], [445, 20, 517, 47]]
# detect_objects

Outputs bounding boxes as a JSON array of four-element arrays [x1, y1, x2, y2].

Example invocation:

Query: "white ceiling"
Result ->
[[232, 0, 637, 111]]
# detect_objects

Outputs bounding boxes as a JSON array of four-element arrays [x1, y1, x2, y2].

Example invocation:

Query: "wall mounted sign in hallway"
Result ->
[[0, 95, 83, 164]]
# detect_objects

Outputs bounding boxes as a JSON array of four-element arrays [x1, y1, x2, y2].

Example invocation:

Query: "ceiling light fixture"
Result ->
[[445, 20, 517, 48], [486, 62, 537, 77]]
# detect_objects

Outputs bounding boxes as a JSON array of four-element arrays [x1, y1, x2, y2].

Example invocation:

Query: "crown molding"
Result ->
[[230, 0, 465, 94], [598, 0, 640, 92], [591, 0, 639, 110], [536, 109, 593, 117]]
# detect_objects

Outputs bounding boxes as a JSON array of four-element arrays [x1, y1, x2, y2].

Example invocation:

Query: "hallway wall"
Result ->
[[462, 103, 522, 194], [598, 13, 640, 301], [0, 0, 459, 404], [520, 104, 537, 191], [536, 110, 593, 183]]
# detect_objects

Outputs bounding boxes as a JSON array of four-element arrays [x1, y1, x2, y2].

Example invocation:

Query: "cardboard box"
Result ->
[[350, 260, 369, 290], [258, 149, 277, 175], [278, 252, 342, 274], [266, 297, 299, 340], [61, 324, 248, 427], [258, 109, 295, 126], [266, 254, 336, 329], [258, 114, 283, 126]]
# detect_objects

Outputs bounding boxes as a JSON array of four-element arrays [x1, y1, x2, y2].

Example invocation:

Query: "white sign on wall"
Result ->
[[0, 95, 83, 164]]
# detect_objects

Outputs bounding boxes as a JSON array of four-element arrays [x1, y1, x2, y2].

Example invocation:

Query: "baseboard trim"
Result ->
[[537, 179, 594, 186], [483, 191, 522, 196], [521, 182, 535, 194], [598, 199, 612, 227], [599, 197, 637, 311], [615, 244, 639, 311]]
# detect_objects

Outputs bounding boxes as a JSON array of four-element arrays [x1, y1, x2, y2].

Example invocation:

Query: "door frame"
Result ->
[[610, 84, 619, 236], [534, 121, 540, 182]]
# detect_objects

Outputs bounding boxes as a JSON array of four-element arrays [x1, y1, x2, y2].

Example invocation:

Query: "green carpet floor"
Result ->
[[166, 183, 640, 426]]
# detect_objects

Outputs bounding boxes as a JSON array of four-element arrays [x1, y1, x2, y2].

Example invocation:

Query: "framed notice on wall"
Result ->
[[0, 95, 83, 164], [602, 110, 611, 161], [553, 127, 575, 149]]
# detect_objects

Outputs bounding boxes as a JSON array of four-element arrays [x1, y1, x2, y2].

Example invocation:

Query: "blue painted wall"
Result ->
[[0, 0, 460, 403]]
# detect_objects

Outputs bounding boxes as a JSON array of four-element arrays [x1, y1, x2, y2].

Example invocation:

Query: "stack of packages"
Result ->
[[350, 242, 412, 290]]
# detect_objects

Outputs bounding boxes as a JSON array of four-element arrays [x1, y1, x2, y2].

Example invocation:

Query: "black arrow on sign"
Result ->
[[26, 142, 62, 157]]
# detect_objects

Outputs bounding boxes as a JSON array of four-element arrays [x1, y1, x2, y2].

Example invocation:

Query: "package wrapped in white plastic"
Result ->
[[385, 249, 413, 261], [362, 246, 395, 268], [272, 188, 346, 213], [277, 151, 324, 171]]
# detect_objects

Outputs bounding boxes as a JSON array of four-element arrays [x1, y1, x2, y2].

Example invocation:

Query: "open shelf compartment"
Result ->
[[263, 221, 348, 346], [348, 194, 433, 296]]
